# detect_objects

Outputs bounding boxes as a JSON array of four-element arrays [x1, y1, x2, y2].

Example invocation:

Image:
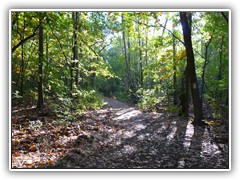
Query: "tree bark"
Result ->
[[220, 12, 228, 24], [122, 14, 131, 90], [217, 36, 224, 100], [180, 12, 203, 124], [201, 36, 212, 99], [74, 12, 79, 85], [138, 31, 143, 87], [172, 24, 177, 105], [37, 18, 44, 109]]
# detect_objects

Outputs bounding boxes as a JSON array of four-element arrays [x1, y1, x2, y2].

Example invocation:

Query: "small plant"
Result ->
[[29, 120, 43, 131], [164, 105, 179, 113], [137, 88, 160, 112]]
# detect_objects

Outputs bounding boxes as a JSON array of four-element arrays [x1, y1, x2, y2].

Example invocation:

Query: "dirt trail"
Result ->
[[12, 97, 229, 169], [53, 97, 229, 169]]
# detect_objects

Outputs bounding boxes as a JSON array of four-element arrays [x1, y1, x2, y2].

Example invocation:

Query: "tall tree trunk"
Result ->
[[201, 36, 212, 99], [74, 12, 79, 85], [122, 30, 130, 89], [144, 28, 148, 88], [19, 42, 24, 96], [138, 36, 143, 87], [172, 24, 177, 105], [70, 12, 78, 94], [184, 66, 189, 117], [122, 14, 131, 90], [217, 36, 224, 100], [37, 18, 44, 109], [127, 35, 135, 91], [180, 12, 203, 124]]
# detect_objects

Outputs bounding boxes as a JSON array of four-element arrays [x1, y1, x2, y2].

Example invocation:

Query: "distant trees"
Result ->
[[11, 11, 229, 121]]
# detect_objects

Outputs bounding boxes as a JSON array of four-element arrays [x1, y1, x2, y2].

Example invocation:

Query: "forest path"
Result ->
[[11, 97, 229, 169], [52, 97, 228, 169]]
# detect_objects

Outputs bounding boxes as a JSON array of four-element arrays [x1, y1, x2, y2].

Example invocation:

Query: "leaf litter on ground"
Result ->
[[11, 97, 229, 169]]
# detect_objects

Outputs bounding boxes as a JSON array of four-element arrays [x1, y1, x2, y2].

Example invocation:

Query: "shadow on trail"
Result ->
[[46, 98, 228, 169]]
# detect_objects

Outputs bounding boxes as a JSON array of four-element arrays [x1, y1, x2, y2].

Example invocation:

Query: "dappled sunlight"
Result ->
[[201, 127, 221, 157], [113, 108, 142, 121], [166, 121, 177, 145], [122, 130, 135, 138], [183, 122, 195, 151], [134, 123, 146, 131], [121, 145, 137, 154]]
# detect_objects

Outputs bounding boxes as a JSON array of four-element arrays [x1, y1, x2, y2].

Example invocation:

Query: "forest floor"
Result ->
[[11, 97, 229, 169]]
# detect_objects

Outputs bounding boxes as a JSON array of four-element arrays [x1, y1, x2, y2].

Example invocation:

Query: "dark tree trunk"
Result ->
[[127, 36, 135, 91], [138, 37, 143, 87], [184, 67, 189, 117], [180, 12, 203, 125], [220, 12, 228, 24], [122, 30, 130, 89], [19, 43, 24, 96], [37, 18, 44, 109], [144, 29, 148, 88], [179, 68, 189, 117], [122, 14, 132, 90], [201, 36, 212, 99], [217, 36, 224, 100]]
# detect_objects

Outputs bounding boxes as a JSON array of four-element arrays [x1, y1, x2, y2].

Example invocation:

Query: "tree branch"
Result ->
[[12, 24, 41, 53], [135, 20, 185, 45], [220, 12, 228, 24]]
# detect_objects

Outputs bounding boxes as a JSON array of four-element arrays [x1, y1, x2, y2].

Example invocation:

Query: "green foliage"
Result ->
[[137, 88, 160, 112], [12, 90, 23, 99], [11, 11, 229, 120], [164, 105, 179, 113]]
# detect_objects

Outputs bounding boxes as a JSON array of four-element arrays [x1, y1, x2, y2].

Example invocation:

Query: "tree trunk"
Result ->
[[37, 18, 44, 109], [217, 36, 224, 99], [180, 12, 203, 125], [201, 36, 212, 99], [74, 12, 79, 85], [127, 35, 135, 91], [20, 43, 24, 96], [145, 29, 148, 88], [122, 14, 132, 90], [138, 37, 143, 87], [172, 24, 177, 105], [184, 66, 189, 117]]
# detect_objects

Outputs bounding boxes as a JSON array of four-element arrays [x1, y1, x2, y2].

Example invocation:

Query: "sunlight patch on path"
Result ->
[[113, 108, 142, 121], [122, 145, 137, 154], [201, 127, 221, 157], [166, 121, 177, 145], [183, 122, 194, 151]]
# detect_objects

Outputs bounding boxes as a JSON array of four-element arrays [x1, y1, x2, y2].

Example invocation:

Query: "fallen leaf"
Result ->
[[29, 144, 37, 152]]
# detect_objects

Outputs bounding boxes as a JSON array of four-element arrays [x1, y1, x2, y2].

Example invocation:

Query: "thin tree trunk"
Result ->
[[220, 12, 228, 24], [122, 14, 131, 90], [180, 12, 203, 124], [138, 37, 143, 87], [144, 28, 148, 88], [20, 43, 24, 96], [217, 36, 224, 100], [201, 36, 212, 99], [37, 18, 44, 109], [185, 66, 189, 117], [74, 12, 79, 85], [172, 25, 177, 105], [122, 30, 130, 89], [127, 35, 135, 91]]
